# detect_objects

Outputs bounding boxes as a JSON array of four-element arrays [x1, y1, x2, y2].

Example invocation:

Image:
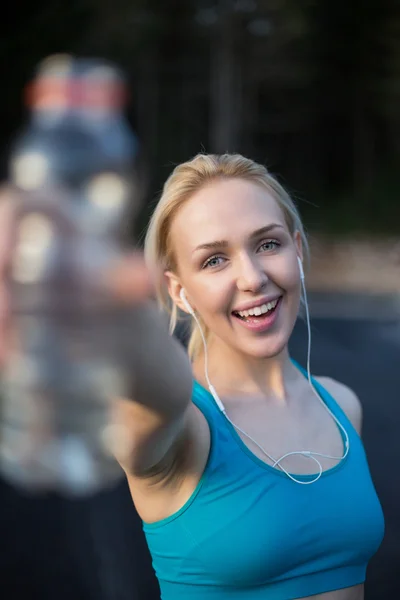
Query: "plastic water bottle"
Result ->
[[0, 54, 140, 495]]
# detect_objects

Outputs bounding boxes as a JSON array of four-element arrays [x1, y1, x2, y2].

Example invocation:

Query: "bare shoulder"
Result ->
[[314, 376, 363, 435]]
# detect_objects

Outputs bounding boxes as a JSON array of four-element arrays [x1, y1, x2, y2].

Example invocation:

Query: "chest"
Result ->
[[182, 445, 384, 588], [223, 394, 346, 474]]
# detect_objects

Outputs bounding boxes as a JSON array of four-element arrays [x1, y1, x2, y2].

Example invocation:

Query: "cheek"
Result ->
[[270, 257, 299, 291], [189, 275, 233, 318], [282, 265, 302, 317], [286, 267, 301, 292], [284, 267, 302, 306]]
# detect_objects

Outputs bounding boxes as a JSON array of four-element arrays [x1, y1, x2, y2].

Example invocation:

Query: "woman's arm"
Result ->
[[111, 300, 194, 478], [0, 189, 195, 486]]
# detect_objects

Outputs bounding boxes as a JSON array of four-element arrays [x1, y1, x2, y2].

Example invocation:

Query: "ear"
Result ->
[[294, 230, 303, 263], [164, 270, 194, 315]]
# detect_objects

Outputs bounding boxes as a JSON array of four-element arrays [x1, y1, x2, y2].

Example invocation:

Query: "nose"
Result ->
[[236, 254, 268, 293]]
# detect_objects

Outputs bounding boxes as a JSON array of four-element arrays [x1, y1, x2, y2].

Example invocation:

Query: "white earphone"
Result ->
[[179, 254, 349, 484], [297, 256, 305, 281], [180, 288, 195, 315]]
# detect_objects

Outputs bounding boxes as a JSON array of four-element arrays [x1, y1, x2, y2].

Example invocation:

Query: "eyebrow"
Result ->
[[192, 224, 285, 254]]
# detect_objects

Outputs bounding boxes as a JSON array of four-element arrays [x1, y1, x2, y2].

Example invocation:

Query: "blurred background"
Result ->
[[0, 1, 399, 599]]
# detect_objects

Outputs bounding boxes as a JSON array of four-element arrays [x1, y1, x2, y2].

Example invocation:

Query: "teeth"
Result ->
[[236, 298, 278, 318]]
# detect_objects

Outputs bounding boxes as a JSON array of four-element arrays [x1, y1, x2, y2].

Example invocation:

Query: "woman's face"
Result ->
[[167, 178, 302, 359]]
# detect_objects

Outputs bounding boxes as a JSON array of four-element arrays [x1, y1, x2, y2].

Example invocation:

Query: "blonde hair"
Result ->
[[144, 153, 309, 360]]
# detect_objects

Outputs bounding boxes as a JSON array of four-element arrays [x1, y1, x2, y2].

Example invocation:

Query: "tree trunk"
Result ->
[[210, 0, 239, 153]]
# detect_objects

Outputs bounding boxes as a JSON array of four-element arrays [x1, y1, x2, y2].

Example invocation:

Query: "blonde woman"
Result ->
[[0, 155, 384, 600]]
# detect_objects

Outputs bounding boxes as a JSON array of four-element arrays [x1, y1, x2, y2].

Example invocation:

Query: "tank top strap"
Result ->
[[192, 379, 223, 421], [292, 359, 359, 439]]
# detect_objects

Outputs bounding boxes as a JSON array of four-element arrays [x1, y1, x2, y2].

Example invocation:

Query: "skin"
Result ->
[[0, 181, 364, 600]]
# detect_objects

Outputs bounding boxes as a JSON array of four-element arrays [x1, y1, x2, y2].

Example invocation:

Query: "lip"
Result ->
[[232, 295, 282, 314], [232, 296, 282, 333]]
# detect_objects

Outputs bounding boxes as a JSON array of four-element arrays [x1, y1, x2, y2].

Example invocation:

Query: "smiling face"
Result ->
[[166, 178, 303, 360]]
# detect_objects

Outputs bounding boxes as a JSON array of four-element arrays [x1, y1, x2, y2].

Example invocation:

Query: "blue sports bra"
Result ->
[[143, 365, 384, 599]]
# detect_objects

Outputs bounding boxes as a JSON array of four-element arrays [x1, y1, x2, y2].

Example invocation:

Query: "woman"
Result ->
[[0, 154, 384, 599]]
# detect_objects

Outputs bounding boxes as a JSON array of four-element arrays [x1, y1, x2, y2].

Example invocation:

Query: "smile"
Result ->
[[232, 296, 282, 332], [233, 298, 279, 319]]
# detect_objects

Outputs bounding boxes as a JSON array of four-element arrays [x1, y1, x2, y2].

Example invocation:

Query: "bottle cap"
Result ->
[[25, 54, 128, 111]]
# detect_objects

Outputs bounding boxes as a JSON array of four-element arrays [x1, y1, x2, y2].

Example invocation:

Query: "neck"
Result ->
[[193, 338, 300, 406]]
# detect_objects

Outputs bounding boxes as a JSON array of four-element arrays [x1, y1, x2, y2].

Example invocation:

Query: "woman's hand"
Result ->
[[0, 186, 154, 366]]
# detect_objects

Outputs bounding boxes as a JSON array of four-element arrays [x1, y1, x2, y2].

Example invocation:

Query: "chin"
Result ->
[[238, 332, 291, 360]]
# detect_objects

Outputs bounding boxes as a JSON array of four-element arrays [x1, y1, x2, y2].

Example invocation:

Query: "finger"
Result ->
[[0, 283, 10, 365], [105, 253, 154, 304], [0, 188, 14, 366], [0, 187, 16, 276]]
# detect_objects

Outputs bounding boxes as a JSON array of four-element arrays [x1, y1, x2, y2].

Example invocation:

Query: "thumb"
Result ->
[[105, 253, 155, 304]]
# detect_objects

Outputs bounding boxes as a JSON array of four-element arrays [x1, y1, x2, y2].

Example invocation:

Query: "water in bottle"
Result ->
[[0, 54, 140, 495]]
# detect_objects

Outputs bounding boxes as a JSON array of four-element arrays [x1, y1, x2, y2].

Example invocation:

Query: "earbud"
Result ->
[[297, 256, 305, 281], [180, 288, 195, 315]]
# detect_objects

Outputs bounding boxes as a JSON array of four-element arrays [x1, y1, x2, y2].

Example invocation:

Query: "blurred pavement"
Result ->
[[0, 291, 399, 600], [290, 304, 400, 600]]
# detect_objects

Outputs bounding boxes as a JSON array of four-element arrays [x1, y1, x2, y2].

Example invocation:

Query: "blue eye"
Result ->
[[259, 240, 280, 252], [202, 255, 224, 269]]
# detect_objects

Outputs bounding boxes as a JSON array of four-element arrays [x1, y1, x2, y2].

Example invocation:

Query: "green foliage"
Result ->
[[0, 0, 399, 235]]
